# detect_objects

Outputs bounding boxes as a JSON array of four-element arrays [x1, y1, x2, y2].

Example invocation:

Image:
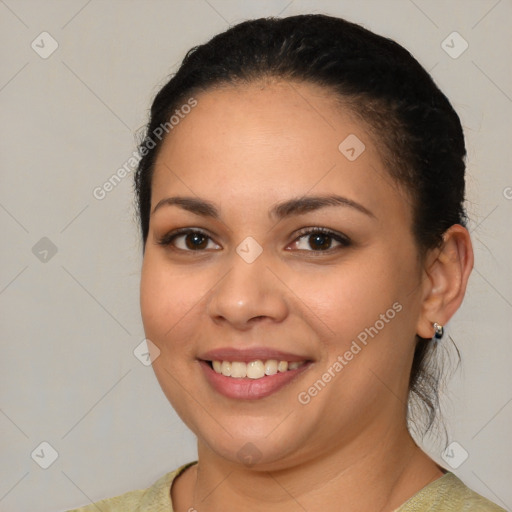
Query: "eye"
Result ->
[[289, 227, 351, 252], [157, 229, 221, 251], [157, 227, 349, 253]]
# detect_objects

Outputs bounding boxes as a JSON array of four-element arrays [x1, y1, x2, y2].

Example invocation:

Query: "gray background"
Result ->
[[0, 1, 511, 511]]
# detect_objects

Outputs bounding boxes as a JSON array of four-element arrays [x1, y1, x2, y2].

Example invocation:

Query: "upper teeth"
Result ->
[[212, 360, 305, 379]]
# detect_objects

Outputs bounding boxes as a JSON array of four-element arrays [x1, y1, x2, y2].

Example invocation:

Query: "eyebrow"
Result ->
[[152, 194, 375, 219]]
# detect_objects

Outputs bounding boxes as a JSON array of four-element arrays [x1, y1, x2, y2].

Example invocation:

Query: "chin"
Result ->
[[197, 433, 307, 471]]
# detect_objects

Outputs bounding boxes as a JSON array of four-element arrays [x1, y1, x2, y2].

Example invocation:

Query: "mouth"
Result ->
[[208, 359, 307, 379], [198, 349, 313, 400]]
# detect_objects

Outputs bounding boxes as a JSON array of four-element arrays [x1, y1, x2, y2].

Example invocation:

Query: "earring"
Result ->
[[433, 322, 444, 340]]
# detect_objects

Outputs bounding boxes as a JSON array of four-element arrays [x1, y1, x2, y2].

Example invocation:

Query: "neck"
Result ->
[[175, 424, 443, 512]]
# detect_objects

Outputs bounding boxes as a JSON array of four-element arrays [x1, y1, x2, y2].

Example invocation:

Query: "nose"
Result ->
[[206, 253, 289, 330]]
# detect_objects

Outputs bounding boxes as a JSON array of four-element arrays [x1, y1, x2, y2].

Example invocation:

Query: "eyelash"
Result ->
[[157, 227, 351, 254], [292, 227, 351, 252]]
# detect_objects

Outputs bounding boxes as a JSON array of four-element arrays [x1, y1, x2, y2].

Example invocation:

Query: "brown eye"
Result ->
[[290, 228, 351, 252], [308, 233, 333, 250], [184, 232, 209, 250], [158, 229, 221, 251]]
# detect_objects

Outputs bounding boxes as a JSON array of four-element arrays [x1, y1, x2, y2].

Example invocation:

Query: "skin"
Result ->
[[140, 80, 473, 511]]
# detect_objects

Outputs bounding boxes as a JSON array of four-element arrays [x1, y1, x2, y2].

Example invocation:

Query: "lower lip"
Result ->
[[200, 361, 311, 400]]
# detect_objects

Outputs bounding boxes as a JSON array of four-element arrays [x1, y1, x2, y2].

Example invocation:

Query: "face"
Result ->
[[140, 81, 425, 469]]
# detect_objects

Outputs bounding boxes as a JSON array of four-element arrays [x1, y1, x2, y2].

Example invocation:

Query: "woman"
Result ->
[[69, 14, 504, 512]]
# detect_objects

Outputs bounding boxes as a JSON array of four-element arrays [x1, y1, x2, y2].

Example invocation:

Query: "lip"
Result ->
[[199, 347, 310, 363], [199, 359, 312, 400]]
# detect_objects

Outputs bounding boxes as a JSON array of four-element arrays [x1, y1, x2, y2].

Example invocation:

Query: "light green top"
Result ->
[[66, 462, 506, 511]]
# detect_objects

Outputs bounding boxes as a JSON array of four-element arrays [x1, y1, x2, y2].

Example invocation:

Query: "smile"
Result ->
[[210, 359, 307, 380], [200, 358, 312, 400]]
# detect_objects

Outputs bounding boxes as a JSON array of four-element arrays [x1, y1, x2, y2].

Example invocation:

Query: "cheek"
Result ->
[[286, 255, 406, 342], [140, 253, 201, 348]]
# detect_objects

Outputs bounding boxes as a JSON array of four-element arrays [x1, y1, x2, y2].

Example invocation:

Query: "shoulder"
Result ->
[[396, 472, 506, 511], [65, 487, 146, 512], [65, 462, 196, 512]]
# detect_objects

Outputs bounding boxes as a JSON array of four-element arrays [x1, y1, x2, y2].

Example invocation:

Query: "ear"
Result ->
[[416, 224, 474, 339]]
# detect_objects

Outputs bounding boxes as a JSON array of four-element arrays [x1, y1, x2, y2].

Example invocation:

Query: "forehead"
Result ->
[[151, 81, 409, 222]]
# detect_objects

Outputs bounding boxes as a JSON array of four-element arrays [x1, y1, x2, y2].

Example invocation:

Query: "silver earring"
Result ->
[[433, 322, 444, 339]]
